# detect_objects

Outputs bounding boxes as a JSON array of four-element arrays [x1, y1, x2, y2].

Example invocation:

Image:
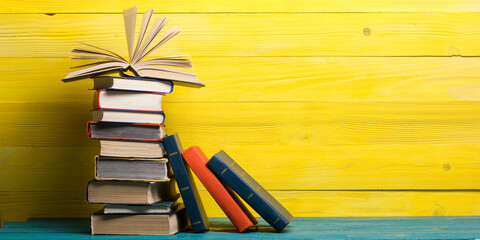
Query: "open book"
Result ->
[[63, 6, 204, 87]]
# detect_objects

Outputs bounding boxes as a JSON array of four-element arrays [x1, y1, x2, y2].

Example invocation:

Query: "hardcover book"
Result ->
[[86, 180, 178, 204], [99, 140, 165, 158], [95, 156, 170, 182], [63, 6, 204, 87], [87, 121, 166, 141], [94, 89, 164, 112], [207, 150, 293, 232], [103, 198, 179, 214], [182, 146, 257, 232], [91, 205, 189, 235], [163, 133, 209, 233], [93, 76, 173, 93], [92, 109, 165, 124]]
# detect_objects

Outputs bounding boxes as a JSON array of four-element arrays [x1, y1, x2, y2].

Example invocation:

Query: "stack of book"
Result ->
[[86, 76, 189, 235], [63, 5, 293, 235], [62, 6, 204, 235]]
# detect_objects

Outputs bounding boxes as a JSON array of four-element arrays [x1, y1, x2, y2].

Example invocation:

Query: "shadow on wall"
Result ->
[[0, 101, 101, 223]]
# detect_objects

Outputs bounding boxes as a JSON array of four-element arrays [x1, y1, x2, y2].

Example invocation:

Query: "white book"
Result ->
[[103, 200, 180, 214], [93, 76, 173, 93], [94, 89, 163, 112], [92, 109, 165, 124]]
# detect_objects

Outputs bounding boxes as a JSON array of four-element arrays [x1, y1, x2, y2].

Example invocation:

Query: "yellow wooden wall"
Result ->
[[2, 1, 480, 222]]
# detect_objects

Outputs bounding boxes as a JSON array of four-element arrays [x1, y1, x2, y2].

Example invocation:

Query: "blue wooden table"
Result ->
[[1, 217, 480, 239]]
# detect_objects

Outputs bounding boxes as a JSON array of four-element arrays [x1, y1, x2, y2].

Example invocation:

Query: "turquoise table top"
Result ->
[[1, 216, 480, 239]]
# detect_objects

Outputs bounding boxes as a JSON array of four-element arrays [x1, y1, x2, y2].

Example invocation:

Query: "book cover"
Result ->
[[87, 121, 166, 141], [103, 198, 180, 214], [163, 133, 209, 233], [99, 140, 166, 158], [86, 179, 178, 204], [93, 76, 174, 94], [92, 109, 166, 124], [206, 150, 293, 232], [182, 146, 257, 232], [91, 205, 189, 235], [93, 89, 164, 112], [94, 156, 170, 182]]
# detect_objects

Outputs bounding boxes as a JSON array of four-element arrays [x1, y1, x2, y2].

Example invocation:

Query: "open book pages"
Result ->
[[63, 6, 204, 87]]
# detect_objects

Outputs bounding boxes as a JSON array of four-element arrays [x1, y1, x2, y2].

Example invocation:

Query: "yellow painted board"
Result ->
[[2, 0, 480, 13], [0, 103, 95, 147], [2, 190, 480, 223], [1, 144, 480, 190], [2, 13, 480, 57], [3, 57, 480, 103], [2, 101, 480, 147], [0, 147, 97, 191]]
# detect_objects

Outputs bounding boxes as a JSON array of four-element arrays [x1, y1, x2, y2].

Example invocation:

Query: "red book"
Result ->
[[182, 146, 258, 232]]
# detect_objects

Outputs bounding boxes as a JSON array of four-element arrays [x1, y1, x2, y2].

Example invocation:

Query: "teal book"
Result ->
[[163, 133, 209, 232], [207, 150, 293, 232]]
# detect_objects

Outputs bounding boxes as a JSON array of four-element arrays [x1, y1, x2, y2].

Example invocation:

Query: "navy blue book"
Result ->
[[207, 150, 293, 232], [163, 133, 209, 233]]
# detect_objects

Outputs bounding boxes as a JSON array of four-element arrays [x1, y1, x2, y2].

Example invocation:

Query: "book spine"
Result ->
[[85, 179, 93, 204], [105, 87, 171, 94], [207, 155, 289, 232], [93, 90, 101, 109], [182, 146, 255, 232], [163, 134, 208, 233], [96, 108, 165, 114]]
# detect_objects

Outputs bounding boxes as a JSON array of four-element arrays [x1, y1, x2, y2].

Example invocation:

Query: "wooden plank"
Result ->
[[2, 0, 480, 13], [2, 13, 480, 57], [2, 217, 480, 240], [0, 147, 97, 191], [2, 101, 480, 147], [4, 57, 480, 103], [2, 191, 480, 224], [2, 142, 480, 190]]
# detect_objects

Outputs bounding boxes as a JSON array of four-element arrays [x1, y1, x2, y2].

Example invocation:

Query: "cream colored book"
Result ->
[[99, 140, 165, 158], [63, 6, 204, 87], [91, 205, 189, 235], [86, 180, 178, 204]]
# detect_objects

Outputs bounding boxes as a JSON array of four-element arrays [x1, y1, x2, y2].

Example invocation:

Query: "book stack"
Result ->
[[63, 5, 293, 235], [86, 76, 189, 235], [62, 6, 204, 235]]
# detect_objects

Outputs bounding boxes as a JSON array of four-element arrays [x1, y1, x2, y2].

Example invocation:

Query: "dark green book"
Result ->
[[207, 150, 293, 232], [163, 133, 209, 233]]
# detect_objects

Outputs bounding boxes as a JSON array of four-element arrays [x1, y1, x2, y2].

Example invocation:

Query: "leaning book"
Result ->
[[207, 150, 293, 232]]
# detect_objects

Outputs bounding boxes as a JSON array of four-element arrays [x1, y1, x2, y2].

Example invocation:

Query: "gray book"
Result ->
[[95, 156, 170, 181]]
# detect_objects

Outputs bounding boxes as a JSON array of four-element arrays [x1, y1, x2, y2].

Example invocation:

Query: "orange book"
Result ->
[[182, 146, 258, 232]]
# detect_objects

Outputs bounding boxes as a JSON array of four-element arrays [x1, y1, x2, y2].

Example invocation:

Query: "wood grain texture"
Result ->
[[5, 217, 480, 240], [2, 101, 480, 147], [4, 57, 480, 103], [2, 191, 480, 223], [2, 0, 480, 222], [1, 144, 480, 190], [3, 217, 480, 239], [2, 13, 480, 57], [2, 0, 480, 13]]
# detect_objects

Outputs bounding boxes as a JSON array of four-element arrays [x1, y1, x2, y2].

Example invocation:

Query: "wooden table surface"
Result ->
[[1, 216, 480, 239]]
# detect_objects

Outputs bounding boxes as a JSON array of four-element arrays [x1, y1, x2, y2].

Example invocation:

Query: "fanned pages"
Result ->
[[62, 6, 204, 87], [123, 6, 137, 63]]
